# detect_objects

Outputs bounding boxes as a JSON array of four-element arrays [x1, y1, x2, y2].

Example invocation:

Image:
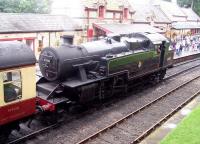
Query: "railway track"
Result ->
[[133, 90, 200, 144], [173, 57, 200, 67], [165, 58, 200, 79], [77, 74, 200, 144], [6, 60, 200, 144], [7, 123, 59, 144]]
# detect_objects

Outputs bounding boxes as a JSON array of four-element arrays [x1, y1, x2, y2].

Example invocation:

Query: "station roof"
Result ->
[[172, 21, 200, 29], [128, 4, 171, 24], [0, 13, 80, 34], [0, 41, 36, 69], [93, 23, 164, 34], [181, 8, 200, 22], [158, 1, 187, 22], [82, 0, 134, 12], [155, 1, 200, 22]]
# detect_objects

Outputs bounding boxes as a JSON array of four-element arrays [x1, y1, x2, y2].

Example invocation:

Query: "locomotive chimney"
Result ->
[[112, 35, 121, 42]]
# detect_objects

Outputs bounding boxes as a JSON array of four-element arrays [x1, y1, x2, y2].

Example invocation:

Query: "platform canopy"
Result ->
[[0, 41, 36, 69], [172, 21, 200, 30], [93, 23, 164, 35]]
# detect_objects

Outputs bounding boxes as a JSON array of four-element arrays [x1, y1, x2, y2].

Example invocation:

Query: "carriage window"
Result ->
[[3, 71, 22, 103]]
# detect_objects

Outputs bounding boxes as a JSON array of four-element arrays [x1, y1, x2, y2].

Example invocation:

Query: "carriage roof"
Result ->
[[0, 41, 36, 69]]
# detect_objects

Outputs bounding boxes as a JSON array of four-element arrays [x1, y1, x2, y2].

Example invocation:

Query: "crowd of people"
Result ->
[[170, 35, 200, 56]]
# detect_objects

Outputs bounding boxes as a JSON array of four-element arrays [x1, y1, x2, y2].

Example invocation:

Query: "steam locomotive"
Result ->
[[0, 32, 174, 142], [37, 32, 173, 105]]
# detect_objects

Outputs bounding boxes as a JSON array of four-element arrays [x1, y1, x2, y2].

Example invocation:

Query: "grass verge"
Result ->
[[161, 105, 200, 144]]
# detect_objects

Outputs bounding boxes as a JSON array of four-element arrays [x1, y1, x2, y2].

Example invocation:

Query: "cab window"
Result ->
[[155, 44, 161, 54], [125, 39, 151, 53], [3, 71, 22, 103]]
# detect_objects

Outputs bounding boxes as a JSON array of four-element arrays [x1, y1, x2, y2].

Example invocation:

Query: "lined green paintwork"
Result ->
[[109, 50, 158, 70]]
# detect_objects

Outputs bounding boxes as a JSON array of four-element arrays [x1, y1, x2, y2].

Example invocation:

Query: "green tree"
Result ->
[[191, 0, 200, 16], [177, 0, 200, 16], [0, 0, 52, 13], [163, 0, 200, 16]]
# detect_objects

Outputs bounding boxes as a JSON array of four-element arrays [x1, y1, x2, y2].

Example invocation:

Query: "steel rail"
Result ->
[[173, 57, 200, 67], [7, 122, 60, 144], [165, 63, 200, 80], [132, 90, 200, 144], [173, 53, 200, 65], [77, 75, 200, 144]]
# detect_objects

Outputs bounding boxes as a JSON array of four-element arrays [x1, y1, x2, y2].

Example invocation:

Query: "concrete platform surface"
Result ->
[[174, 50, 200, 59]]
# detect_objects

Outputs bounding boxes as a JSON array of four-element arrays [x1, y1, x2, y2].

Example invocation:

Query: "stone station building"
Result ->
[[0, 13, 82, 57]]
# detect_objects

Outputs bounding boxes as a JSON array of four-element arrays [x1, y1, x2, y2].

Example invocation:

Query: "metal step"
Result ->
[[37, 82, 59, 95], [37, 92, 70, 105]]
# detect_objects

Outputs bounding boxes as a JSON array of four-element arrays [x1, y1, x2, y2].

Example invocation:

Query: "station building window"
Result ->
[[113, 12, 116, 20], [3, 71, 22, 103], [38, 37, 44, 52], [123, 8, 128, 20], [26, 39, 34, 51], [99, 6, 105, 19]]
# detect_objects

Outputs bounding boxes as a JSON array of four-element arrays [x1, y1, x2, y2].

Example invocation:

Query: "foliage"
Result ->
[[163, 0, 200, 16], [161, 105, 200, 144], [177, 0, 200, 16], [190, 0, 200, 16], [0, 0, 52, 13]]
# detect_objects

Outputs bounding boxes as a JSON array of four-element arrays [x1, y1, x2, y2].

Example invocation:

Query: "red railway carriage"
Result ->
[[0, 41, 36, 140]]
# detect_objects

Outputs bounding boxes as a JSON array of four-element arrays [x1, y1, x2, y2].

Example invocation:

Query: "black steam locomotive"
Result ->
[[37, 32, 174, 110]]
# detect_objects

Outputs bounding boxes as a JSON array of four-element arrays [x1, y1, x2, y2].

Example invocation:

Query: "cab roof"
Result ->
[[0, 41, 36, 69], [142, 32, 169, 44]]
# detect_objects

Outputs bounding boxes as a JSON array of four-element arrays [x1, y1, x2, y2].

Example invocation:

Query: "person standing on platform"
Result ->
[[176, 42, 180, 56], [179, 43, 183, 55], [172, 41, 176, 51]]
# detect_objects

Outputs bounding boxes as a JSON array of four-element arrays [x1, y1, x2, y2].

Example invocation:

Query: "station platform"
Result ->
[[173, 50, 200, 64], [174, 50, 200, 59], [140, 94, 200, 144]]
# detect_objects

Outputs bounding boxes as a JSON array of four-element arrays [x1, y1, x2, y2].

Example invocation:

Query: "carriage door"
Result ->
[[0, 72, 3, 107]]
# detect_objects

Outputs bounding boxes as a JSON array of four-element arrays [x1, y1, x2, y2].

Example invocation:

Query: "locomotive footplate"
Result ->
[[37, 82, 70, 109], [37, 94, 69, 105], [62, 77, 105, 88], [36, 92, 70, 112]]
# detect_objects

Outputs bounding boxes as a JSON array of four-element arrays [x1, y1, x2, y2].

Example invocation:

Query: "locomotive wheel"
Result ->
[[0, 133, 8, 143], [69, 105, 83, 114], [0, 128, 11, 143], [39, 112, 58, 125], [159, 69, 166, 81], [150, 69, 166, 84], [149, 74, 159, 85]]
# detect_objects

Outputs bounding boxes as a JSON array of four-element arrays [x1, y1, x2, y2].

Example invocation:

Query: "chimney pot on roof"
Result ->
[[172, 0, 177, 4], [150, 0, 161, 6]]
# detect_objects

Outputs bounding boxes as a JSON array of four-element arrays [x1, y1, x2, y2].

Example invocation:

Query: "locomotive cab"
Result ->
[[0, 41, 36, 141]]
